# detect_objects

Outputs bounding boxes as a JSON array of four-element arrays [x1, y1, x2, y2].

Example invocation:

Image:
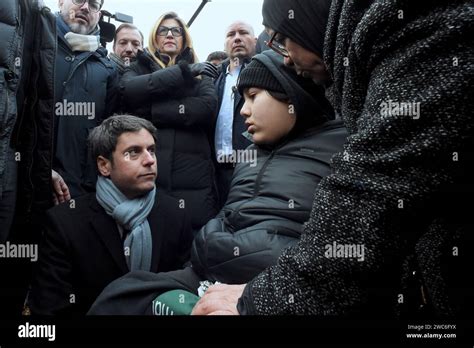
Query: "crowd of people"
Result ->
[[0, 0, 472, 318]]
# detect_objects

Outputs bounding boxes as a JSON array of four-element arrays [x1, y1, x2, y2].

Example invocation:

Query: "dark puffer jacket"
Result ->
[[191, 120, 347, 284], [7, 1, 56, 229], [121, 49, 219, 231], [240, 0, 474, 317]]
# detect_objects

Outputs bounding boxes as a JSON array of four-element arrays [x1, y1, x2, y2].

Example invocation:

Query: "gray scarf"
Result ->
[[96, 176, 156, 271], [57, 14, 100, 52]]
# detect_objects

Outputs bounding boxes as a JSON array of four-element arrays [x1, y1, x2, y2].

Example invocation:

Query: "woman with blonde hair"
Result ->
[[120, 12, 219, 233]]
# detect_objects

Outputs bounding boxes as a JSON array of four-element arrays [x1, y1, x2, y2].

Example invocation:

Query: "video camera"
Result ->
[[98, 10, 134, 48]]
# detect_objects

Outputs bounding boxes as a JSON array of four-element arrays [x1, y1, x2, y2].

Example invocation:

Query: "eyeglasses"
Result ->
[[265, 31, 289, 58], [72, 0, 103, 13], [157, 26, 184, 37]]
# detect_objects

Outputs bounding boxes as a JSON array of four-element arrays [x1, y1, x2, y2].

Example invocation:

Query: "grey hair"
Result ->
[[88, 115, 157, 163]]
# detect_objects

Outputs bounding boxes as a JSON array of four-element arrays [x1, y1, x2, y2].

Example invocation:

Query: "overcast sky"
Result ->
[[43, 0, 265, 61]]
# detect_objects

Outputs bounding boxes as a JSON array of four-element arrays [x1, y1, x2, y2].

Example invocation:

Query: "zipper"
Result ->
[[1, 84, 10, 191], [49, 10, 59, 209], [63, 53, 91, 86], [252, 150, 275, 197], [26, 7, 56, 215]]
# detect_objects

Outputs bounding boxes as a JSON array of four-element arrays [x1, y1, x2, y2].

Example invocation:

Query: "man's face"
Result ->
[[272, 32, 330, 84], [98, 129, 157, 200], [114, 28, 143, 61], [224, 22, 257, 62], [59, 0, 102, 35]]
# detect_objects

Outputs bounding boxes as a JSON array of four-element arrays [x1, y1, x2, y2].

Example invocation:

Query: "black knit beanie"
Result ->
[[237, 50, 334, 142], [237, 59, 285, 95]]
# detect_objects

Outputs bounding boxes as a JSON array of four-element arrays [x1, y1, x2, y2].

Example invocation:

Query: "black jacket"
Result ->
[[10, 6, 118, 228], [240, 0, 474, 317], [0, 0, 24, 200], [28, 192, 192, 315], [4, 1, 56, 229], [191, 120, 348, 284], [121, 49, 219, 231], [53, 21, 119, 198]]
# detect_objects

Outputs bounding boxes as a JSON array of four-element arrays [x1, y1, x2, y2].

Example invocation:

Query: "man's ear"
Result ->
[[97, 155, 112, 177]]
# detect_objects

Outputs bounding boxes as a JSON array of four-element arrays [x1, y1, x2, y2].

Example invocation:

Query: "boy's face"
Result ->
[[240, 87, 296, 145], [97, 129, 157, 199]]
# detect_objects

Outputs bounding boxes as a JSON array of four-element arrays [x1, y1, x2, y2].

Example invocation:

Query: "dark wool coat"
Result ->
[[28, 192, 192, 315], [239, 0, 474, 317]]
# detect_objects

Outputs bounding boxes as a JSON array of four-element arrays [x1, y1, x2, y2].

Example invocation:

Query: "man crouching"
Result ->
[[28, 115, 192, 315]]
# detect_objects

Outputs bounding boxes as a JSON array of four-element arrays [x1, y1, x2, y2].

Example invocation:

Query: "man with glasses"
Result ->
[[52, 0, 119, 201], [263, 3, 331, 86], [213, 21, 257, 208]]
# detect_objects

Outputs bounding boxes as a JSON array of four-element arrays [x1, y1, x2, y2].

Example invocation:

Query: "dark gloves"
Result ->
[[189, 62, 219, 79]]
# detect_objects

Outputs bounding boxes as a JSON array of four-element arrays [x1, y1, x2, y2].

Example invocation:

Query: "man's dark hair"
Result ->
[[88, 115, 157, 162], [113, 23, 144, 48], [206, 51, 228, 63]]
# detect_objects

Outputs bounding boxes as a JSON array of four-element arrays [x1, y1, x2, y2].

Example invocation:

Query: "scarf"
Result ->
[[96, 176, 156, 271], [109, 53, 129, 74], [56, 14, 100, 52]]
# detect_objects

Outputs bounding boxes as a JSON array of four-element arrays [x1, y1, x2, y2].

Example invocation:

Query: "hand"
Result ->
[[189, 62, 219, 79], [51, 169, 71, 205], [191, 283, 246, 315]]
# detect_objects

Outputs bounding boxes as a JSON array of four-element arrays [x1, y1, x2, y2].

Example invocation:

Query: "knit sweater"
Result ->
[[238, 0, 474, 317]]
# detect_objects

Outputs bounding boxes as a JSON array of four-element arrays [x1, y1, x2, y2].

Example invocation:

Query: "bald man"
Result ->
[[213, 21, 257, 208]]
